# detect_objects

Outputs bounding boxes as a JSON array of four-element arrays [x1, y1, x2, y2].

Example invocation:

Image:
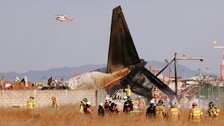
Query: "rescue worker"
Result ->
[[27, 96, 35, 110], [188, 102, 203, 123], [109, 101, 116, 113], [206, 102, 220, 117], [51, 96, 59, 110], [167, 102, 181, 121], [146, 102, 156, 118], [155, 100, 166, 120], [124, 85, 132, 98], [111, 103, 121, 113], [104, 97, 110, 112], [84, 101, 93, 115], [189, 95, 199, 109], [80, 101, 85, 113], [80, 98, 88, 113], [98, 103, 105, 117], [123, 97, 133, 114]]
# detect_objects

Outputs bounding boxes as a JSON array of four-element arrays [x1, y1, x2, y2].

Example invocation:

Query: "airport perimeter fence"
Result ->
[[199, 86, 224, 109]]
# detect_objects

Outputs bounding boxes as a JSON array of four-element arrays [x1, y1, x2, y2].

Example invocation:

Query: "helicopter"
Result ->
[[54, 14, 74, 22]]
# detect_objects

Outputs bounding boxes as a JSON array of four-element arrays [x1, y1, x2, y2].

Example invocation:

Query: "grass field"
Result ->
[[0, 105, 223, 126]]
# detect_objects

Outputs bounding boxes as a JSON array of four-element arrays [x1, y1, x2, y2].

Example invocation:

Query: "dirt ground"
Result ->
[[0, 105, 223, 126]]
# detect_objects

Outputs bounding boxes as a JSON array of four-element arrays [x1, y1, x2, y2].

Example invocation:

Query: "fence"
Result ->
[[0, 89, 107, 108], [199, 86, 224, 109]]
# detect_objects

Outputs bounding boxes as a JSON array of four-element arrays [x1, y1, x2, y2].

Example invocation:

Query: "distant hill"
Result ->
[[0, 61, 210, 82], [0, 64, 105, 82]]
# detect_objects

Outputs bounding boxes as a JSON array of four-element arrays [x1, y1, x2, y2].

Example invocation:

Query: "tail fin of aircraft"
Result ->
[[106, 6, 175, 99], [107, 6, 141, 73]]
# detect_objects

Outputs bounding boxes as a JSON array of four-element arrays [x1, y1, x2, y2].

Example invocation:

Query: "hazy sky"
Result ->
[[1, 0, 224, 74]]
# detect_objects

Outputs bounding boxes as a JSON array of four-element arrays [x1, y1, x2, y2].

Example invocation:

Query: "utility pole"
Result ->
[[174, 53, 178, 95]]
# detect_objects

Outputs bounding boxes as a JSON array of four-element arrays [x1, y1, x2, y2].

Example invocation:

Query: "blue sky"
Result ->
[[0, 0, 224, 74]]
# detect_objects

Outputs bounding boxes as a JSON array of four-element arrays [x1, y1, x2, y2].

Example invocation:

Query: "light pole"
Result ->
[[175, 53, 203, 94], [156, 53, 203, 95]]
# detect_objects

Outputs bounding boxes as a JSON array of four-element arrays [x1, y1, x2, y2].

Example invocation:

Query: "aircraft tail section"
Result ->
[[107, 6, 140, 73]]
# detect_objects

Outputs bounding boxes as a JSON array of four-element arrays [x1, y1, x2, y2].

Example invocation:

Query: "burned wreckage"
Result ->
[[104, 6, 175, 99], [42, 6, 176, 99]]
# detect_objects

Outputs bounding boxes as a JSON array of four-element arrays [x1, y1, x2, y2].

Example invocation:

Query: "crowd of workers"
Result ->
[[78, 85, 221, 123], [25, 85, 221, 124]]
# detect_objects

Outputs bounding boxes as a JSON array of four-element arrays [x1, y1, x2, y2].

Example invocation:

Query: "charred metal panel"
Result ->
[[120, 66, 176, 99], [107, 6, 140, 73]]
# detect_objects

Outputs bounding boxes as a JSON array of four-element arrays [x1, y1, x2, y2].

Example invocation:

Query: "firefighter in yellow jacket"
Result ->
[[206, 102, 220, 117], [124, 85, 131, 98], [52, 96, 59, 110], [27, 96, 35, 110], [188, 102, 203, 123], [167, 102, 181, 121], [155, 100, 166, 120]]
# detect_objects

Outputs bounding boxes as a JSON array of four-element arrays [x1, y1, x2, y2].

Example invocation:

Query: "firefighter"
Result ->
[[146, 102, 156, 118], [80, 98, 88, 113], [98, 103, 105, 117], [104, 97, 110, 112], [84, 101, 93, 115], [206, 102, 220, 118], [124, 85, 132, 98], [123, 97, 133, 114], [155, 100, 166, 120], [51, 96, 59, 110], [80, 101, 85, 113], [167, 102, 181, 121], [27, 96, 35, 110], [188, 102, 203, 123]]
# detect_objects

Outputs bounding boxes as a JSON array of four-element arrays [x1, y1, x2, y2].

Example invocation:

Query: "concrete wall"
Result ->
[[0, 90, 107, 108]]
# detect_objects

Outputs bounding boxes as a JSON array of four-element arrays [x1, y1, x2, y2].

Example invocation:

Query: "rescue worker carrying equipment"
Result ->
[[188, 102, 203, 123], [27, 96, 35, 110], [206, 102, 220, 118]]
